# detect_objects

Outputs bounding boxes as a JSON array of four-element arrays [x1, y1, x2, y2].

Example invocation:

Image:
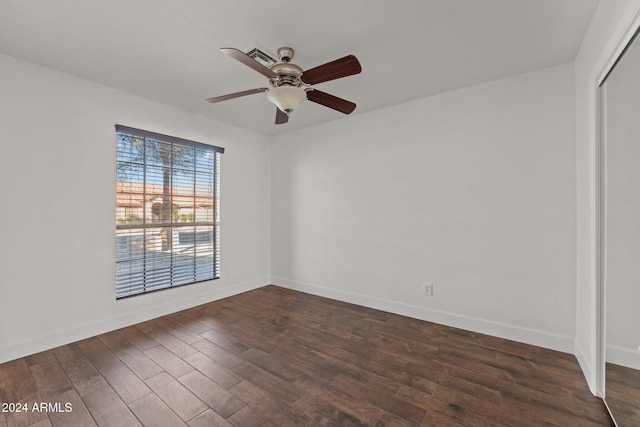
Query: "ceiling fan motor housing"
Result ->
[[270, 62, 303, 86], [269, 47, 304, 87]]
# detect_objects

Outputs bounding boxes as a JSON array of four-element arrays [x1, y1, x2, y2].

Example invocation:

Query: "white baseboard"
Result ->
[[606, 343, 640, 370], [271, 276, 575, 354], [0, 277, 268, 364]]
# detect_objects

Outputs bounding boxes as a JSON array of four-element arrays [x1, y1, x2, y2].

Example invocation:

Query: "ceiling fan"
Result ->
[[206, 46, 362, 124]]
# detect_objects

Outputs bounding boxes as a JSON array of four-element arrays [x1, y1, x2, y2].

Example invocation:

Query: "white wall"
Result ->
[[604, 43, 640, 370], [0, 54, 271, 363], [271, 63, 577, 352], [574, 0, 640, 394]]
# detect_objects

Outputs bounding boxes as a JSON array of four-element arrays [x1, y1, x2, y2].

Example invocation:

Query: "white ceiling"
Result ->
[[0, 0, 599, 136]]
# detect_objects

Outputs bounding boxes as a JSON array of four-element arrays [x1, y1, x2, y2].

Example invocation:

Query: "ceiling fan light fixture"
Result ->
[[267, 86, 307, 114]]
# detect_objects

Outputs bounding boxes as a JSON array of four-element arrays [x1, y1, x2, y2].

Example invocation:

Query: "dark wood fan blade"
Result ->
[[301, 55, 362, 85], [221, 48, 278, 79], [206, 88, 268, 103], [306, 89, 356, 114], [275, 107, 289, 124]]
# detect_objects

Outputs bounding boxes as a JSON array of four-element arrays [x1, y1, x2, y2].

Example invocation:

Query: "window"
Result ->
[[115, 125, 224, 298]]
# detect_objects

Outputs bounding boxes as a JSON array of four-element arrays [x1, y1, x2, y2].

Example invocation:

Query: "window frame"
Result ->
[[115, 125, 224, 299]]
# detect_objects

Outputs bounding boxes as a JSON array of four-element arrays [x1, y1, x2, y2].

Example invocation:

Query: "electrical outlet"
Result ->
[[422, 284, 433, 296]]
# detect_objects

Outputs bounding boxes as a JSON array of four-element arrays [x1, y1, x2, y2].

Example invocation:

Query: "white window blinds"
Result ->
[[115, 125, 224, 299]]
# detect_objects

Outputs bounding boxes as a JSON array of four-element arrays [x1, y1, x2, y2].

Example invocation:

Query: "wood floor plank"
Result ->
[[148, 331, 199, 360], [316, 353, 404, 396], [115, 346, 164, 380], [59, 356, 108, 397], [185, 306, 239, 330], [232, 361, 304, 405], [128, 393, 187, 427], [99, 361, 151, 404], [192, 338, 244, 369], [47, 388, 97, 427], [97, 330, 132, 352], [187, 409, 232, 427], [151, 318, 204, 345], [167, 312, 211, 335], [428, 384, 523, 427], [81, 385, 142, 427], [331, 374, 426, 424], [51, 343, 86, 364], [24, 350, 56, 367], [77, 338, 120, 369], [395, 384, 436, 409], [294, 375, 385, 425], [198, 329, 249, 355], [350, 324, 440, 364], [29, 359, 74, 400], [292, 393, 367, 427], [272, 342, 338, 384], [177, 370, 245, 419], [226, 406, 279, 427], [228, 380, 311, 426], [426, 358, 524, 400], [606, 363, 640, 427], [528, 387, 614, 425], [375, 411, 418, 426], [143, 345, 194, 379], [416, 360, 503, 404], [420, 410, 467, 427], [144, 372, 208, 422], [237, 347, 304, 383], [183, 351, 242, 389], [0, 358, 33, 386], [226, 323, 286, 355], [1, 386, 49, 427], [119, 326, 160, 352], [0, 359, 49, 427], [501, 393, 613, 427], [439, 338, 529, 377], [0, 285, 616, 427]]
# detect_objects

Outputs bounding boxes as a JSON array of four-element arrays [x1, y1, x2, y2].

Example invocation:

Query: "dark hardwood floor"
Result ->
[[606, 362, 640, 426], [0, 285, 613, 426]]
